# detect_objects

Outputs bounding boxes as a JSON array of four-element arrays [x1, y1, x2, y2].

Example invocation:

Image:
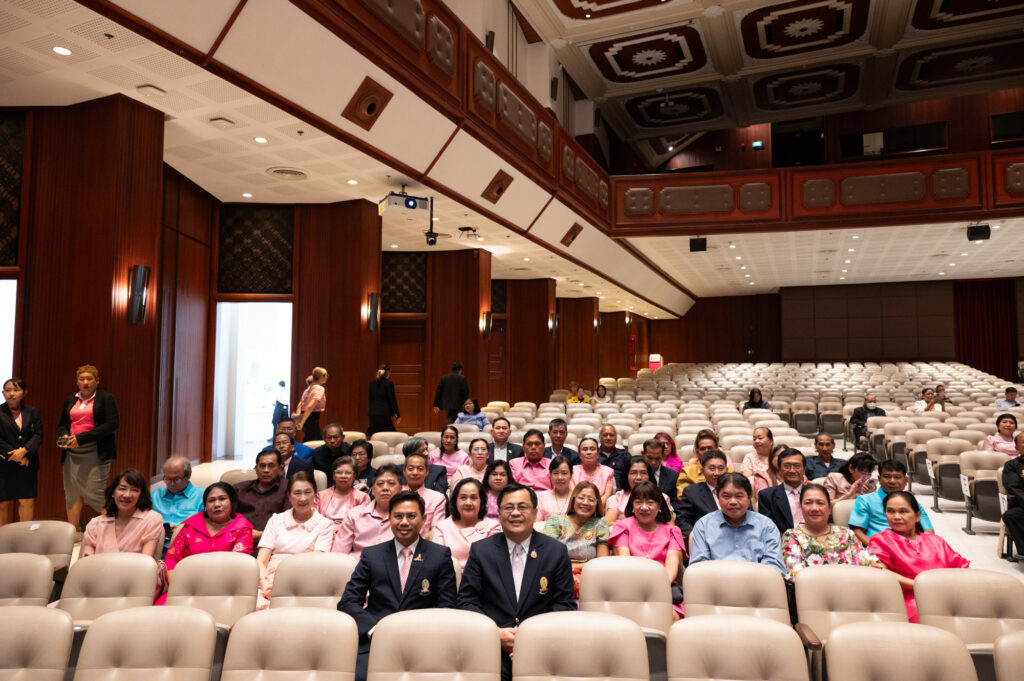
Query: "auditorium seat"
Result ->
[[371, 454, 405, 469], [165, 552, 258, 627], [927, 438, 976, 511], [0, 520, 75, 595], [343, 431, 367, 444], [0, 552, 52, 606], [191, 461, 246, 489], [221, 608, 357, 681], [994, 630, 1024, 681], [220, 469, 256, 486], [825, 621, 976, 681], [366, 440, 390, 459], [831, 499, 855, 528], [960, 451, 1010, 534], [369, 609, 500, 681], [667, 615, 807, 681], [59, 553, 157, 625], [0, 606, 73, 681], [682, 560, 790, 625], [414, 431, 442, 448], [270, 552, 358, 609], [513, 611, 647, 681]]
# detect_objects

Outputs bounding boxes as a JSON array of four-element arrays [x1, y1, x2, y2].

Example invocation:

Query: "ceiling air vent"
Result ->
[[266, 167, 309, 181]]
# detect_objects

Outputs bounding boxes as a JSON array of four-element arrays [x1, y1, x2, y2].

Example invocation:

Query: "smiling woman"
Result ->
[[81, 468, 163, 561]]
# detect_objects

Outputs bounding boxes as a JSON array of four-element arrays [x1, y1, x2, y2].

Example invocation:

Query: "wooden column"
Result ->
[[508, 279, 556, 404], [294, 200, 382, 434], [557, 297, 600, 391], [598, 311, 630, 380]]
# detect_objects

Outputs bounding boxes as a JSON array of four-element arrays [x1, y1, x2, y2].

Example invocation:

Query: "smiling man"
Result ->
[[758, 447, 808, 534]]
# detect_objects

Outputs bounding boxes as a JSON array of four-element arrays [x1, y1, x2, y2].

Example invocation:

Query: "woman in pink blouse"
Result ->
[[606, 456, 671, 525], [82, 468, 163, 559], [431, 478, 500, 568], [572, 437, 615, 502], [984, 414, 1019, 457], [536, 455, 573, 521], [428, 426, 469, 480], [450, 438, 490, 487], [316, 455, 369, 527], [483, 460, 512, 519], [655, 432, 684, 472], [295, 367, 328, 440]]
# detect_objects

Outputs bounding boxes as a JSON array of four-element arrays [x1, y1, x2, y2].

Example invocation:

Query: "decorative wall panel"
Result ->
[[660, 185, 734, 214], [0, 111, 25, 266], [382, 251, 427, 313], [357, 0, 425, 48], [840, 172, 926, 205], [218, 205, 294, 294]]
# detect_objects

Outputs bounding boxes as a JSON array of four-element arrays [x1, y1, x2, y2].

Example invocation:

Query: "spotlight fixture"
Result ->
[[966, 224, 990, 241], [481, 311, 493, 339], [366, 293, 381, 331], [458, 226, 481, 241], [689, 237, 707, 252]]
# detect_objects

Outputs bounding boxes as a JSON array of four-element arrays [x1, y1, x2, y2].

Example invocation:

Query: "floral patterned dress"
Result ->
[[543, 513, 609, 598], [781, 524, 881, 583]]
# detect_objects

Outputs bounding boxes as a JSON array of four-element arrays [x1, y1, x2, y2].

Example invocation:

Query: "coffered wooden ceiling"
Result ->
[[512, 0, 1024, 165]]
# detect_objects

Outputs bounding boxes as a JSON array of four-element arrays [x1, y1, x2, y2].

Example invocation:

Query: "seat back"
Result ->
[[513, 611, 647, 681], [825, 621, 977, 681], [222, 608, 357, 681], [368, 609, 500, 681], [372, 432, 409, 448], [220, 469, 256, 486], [0, 606, 74, 681], [832, 499, 856, 527], [165, 552, 258, 626], [58, 553, 157, 622], [682, 560, 790, 624], [667, 615, 807, 681], [915, 569, 1024, 646], [0, 552, 53, 606], [994, 629, 1024, 681], [960, 451, 1010, 479], [270, 552, 359, 608], [75, 606, 217, 681], [795, 565, 907, 642], [0, 520, 75, 576], [578, 556, 673, 635]]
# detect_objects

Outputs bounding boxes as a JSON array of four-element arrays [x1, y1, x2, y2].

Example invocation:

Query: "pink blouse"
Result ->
[[428, 448, 470, 479], [69, 397, 96, 436], [332, 502, 393, 560], [868, 529, 970, 623], [606, 490, 672, 519], [664, 455, 684, 472], [165, 512, 253, 571], [431, 516, 501, 568], [572, 464, 616, 496], [608, 517, 686, 564], [257, 509, 335, 556], [450, 464, 487, 487], [83, 508, 163, 555], [315, 487, 369, 527], [983, 434, 1018, 457], [300, 384, 326, 412], [536, 490, 572, 521]]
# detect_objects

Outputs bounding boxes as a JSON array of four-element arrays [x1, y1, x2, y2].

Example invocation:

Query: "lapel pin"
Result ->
[[539, 576, 548, 595], [530, 549, 537, 559], [420, 578, 430, 595], [413, 553, 424, 562]]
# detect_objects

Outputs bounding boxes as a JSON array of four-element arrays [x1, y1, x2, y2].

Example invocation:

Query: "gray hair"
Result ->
[[403, 437, 428, 457], [164, 456, 192, 478]]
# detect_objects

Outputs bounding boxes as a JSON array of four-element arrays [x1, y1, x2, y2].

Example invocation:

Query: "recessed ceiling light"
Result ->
[[842, 269, 847, 273], [848, 248, 855, 252], [851, 235, 859, 239], [729, 243, 736, 249], [839, 276, 845, 280], [749, 282, 755, 286], [254, 136, 268, 144], [740, 266, 746, 270], [390, 244, 398, 248], [596, 292, 602, 295], [845, 259, 851, 264], [136, 83, 166, 98], [992, 224, 1001, 229], [578, 282, 585, 286], [735, 256, 742, 260], [667, 146, 673, 151], [208, 116, 236, 129], [432, 217, 439, 221], [961, 252, 968, 256], [950, 263, 956, 266], [584, 12, 591, 17], [616, 300, 622, 303], [939, 271, 945, 275], [347, 179, 358, 185], [241, 192, 252, 198], [52, 46, 71, 56], [477, 236, 484, 242], [523, 257, 530, 262], [629, 306, 634, 309], [745, 274, 750, 278], [653, 316, 658, 319], [975, 240, 983, 244]]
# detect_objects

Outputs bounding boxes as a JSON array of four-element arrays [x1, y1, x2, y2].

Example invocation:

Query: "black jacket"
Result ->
[[368, 378, 400, 418], [56, 389, 119, 463], [433, 372, 469, 412], [0, 403, 43, 470]]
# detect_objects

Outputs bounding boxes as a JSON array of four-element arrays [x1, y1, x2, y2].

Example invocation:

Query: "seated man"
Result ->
[[310, 423, 350, 478], [996, 386, 1021, 410], [339, 490, 458, 681], [272, 432, 314, 478], [677, 450, 727, 541], [690, 472, 785, 576], [402, 449, 447, 535], [543, 418, 576, 461], [849, 396, 884, 449], [509, 429, 551, 492], [593, 424, 629, 488], [758, 448, 807, 534], [403, 437, 449, 497], [234, 450, 290, 544], [150, 456, 204, 549], [1001, 432, 1024, 558], [261, 417, 313, 459], [488, 418, 523, 462], [642, 439, 681, 504], [849, 459, 933, 547], [805, 433, 846, 480]]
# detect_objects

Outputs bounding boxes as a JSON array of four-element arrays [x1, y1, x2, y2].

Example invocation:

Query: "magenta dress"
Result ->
[[609, 517, 686, 614], [868, 529, 970, 623], [156, 512, 253, 605]]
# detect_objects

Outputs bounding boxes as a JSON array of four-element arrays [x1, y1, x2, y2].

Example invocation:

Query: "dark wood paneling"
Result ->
[[294, 200, 381, 435], [487, 316, 508, 402], [662, 124, 773, 172], [1017, 278, 1024, 363], [598, 311, 628, 380], [558, 297, 599, 389], [648, 294, 780, 364], [380, 319, 426, 435], [508, 279, 555, 404], [21, 95, 164, 519]]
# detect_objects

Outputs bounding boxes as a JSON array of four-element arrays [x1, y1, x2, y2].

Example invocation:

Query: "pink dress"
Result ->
[[257, 509, 336, 609], [983, 435, 1018, 457], [572, 464, 616, 496], [156, 512, 253, 605], [428, 448, 470, 479], [536, 490, 572, 521], [664, 455, 684, 472], [315, 487, 369, 528], [450, 465, 487, 487], [606, 490, 672, 520], [431, 516, 501, 568], [83, 508, 164, 555], [868, 529, 970, 623], [609, 517, 686, 614]]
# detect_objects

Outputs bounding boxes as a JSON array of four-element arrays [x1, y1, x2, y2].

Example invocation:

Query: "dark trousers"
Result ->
[[303, 411, 321, 441], [501, 651, 512, 681], [1004, 506, 1024, 555], [446, 408, 459, 425]]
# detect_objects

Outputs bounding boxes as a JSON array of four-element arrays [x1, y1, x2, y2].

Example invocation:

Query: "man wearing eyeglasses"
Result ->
[[150, 456, 204, 551], [757, 448, 807, 534], [457, 483, 575, 681]]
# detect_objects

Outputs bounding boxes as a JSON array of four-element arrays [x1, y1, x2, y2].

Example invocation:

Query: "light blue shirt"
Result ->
[[996, 397, 1020, 410], [849, 487, 933, 537], [151, 481, 205, 538], [689, 510, 785, 575], [262, 440, 313, 459]]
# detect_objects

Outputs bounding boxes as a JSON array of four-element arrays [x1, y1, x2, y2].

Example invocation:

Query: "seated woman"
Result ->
[[567, 387, 590, 404], [543, 481, 609, 598], [740, 427, 775, 480], [256, 471, 335, 609], [781, 484, 880, 583], [349, 440, 376, 492], [984, 414, 1019, 456], [482, 460, 513, 519], [332, 464, 401, 559], [606, 456, 671, 525], [536, 455, 573, 521], [750, 442, 785, 499], [450, 438, 490, 487], [315, 455, 369, 528], [913, 387, 944, 414], [158, 482, 253, 604], [571, 437, 615, 502], [431, 478, 500, 569], [428, 425, 469, 480], [868, 491, 970, 622], [454, 398, 489, 432], [741, 388, 771, 412], [609, 480, 686, 617], [590, 384, 611, 405], [655, 432, 684, 472], [82, 468, 164, 560], [824, 453, 878, 507]]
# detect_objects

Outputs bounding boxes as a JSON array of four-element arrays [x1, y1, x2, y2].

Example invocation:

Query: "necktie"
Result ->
[[399, 546, 412, 592], [790, 489, 804, 525], [511, 543, 525, 599]]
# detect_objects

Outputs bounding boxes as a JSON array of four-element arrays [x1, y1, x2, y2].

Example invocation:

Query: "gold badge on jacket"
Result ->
[[413, 553, 424, 562], [420, 579, 430, 595], [530, 549, 537, 559], [539, 576, 548, 595]]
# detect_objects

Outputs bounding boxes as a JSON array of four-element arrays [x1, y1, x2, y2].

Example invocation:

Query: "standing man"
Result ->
[[758, 448, 807, 534], [488, 418, 523, 462], [457, 483, 575, 681], [805, 433, 846, 480], [849, 395, 884, 450], [433, 362, 469, 425], [339, 490, 458, 681], [150, 456, 204, 548]]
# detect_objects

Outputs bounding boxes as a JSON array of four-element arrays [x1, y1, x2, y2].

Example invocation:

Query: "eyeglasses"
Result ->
[[500, 503, 533, 513], [163, 476, 187, 484], [633, 499, 659, 509], [780, 463, 804, 472]]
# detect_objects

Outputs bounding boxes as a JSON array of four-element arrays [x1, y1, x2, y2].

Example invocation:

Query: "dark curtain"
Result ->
[[953, 280, 1018, 380]]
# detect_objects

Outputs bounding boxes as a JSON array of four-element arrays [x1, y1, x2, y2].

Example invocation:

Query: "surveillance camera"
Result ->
[[425, 231, 438, 247]]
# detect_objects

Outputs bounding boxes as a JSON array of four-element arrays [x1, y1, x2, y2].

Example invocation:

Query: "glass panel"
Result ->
[[0, 279, 15, 381]]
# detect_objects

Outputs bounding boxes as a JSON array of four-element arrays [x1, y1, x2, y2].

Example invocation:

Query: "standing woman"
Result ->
[[57, 365, 119, 533], [295, 367, 328, 441], [366, 364, 400, 438], [0, 378, 43, 524]]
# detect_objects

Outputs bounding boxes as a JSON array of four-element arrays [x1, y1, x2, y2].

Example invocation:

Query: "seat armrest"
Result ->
[[794, 622, 822, 651], [640, 627, 667, 641]]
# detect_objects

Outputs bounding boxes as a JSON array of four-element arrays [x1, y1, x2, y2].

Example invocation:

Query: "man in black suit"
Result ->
[[543, 418, 576, 461], [272, 432, 314, 478], [642, 438, 680, 504], [488, 417, 523, 462], [339, 490, 458, 681], [310, 423, 350, 478], [677, 449, 728, 541], [1001, 433, 1024, 559], [433, 362, 470, 424], [457, 483, 575, 681], [758, 448, 807, 534], [402, 437, 449, 497], [849, 395, 884, 451]]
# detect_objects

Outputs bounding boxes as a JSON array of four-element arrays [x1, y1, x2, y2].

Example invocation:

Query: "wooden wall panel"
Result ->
[[1017, 278, 1024, 364], [380, 319, 426, 435], [21, 95, 164, 520], [557, 297, 599, 390], [508, 279, 555, 404], [598, 311, 629, 380], [662, 124, 773, 172], [647, 294, 780, 364], [294, 200, 381, 435], [487, 316, 509, 402]]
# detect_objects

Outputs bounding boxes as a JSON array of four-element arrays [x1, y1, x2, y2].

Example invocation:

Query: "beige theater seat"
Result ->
[[0, 520, 75, 595], [165, 552, 258, 626], [74, 606, 217, 681], [220, 469, 256, 486], [667, 615, 807, 681], [0, 552, 53, 606], [368, 609, 500, 681], [59, 553, 158, 625], [271, 552, 358, 609], [343, 431, 367, 444], [513, 611, 647, 681], [825, 621, 976, 681], [994, 629, 1024, 681], [682, 560, 790, 625], [221, 608, 357, 681], [372, 431, 409, 449], [0, 606, 73, 681]]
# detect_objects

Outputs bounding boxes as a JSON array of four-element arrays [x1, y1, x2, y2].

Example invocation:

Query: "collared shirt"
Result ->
[[492, 443, 509, 462], [689, 510, 786, 575], [706, 483, 720, 508], [784, 484, 803, 525], [506, 534, 532, 599], [332, 501, 393, 560], [151, 481, 205, 527], [996, 397, 1021, 410], [395, 537, 420, 565], [234, 478, 289, 532], [69, 393, 97, 436], [848, 487, 934, 537], [805, 456, 846, 480], [543, 445, 576, 461], [405, 485, 446, 534], [510, 456, 552, 491]]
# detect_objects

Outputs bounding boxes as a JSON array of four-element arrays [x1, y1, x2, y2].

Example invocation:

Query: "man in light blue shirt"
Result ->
[[849, 459, 933, 547], [689, 472, 785, 576], [995, 387, 1021, 411], [151, 456, 205, 548]]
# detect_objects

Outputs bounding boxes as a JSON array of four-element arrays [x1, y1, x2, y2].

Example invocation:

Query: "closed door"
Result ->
[[488, 317, 507, 402], [380, 320, 426, 434]]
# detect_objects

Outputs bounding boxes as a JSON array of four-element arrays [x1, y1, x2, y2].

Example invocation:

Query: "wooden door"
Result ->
[[487, 317, 508, 402], [381, 319, 426, 434]]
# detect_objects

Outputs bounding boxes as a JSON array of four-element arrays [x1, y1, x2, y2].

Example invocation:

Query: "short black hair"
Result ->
[[548, 418, 567, 430], [523, 428, 545, 445], [450, 478, 487, 521], [103, 469, 151, 517], [878, 459, 908, 475], [700, 449, 728, 467], [374, 463, 404, 483], [642, 439, 664, 453], [800, 483, 831, 505], [716, 472, 753, 497], [256, 450, 282, 466], [492, 417, 510, 429], [497, 483, 537, 509], [484, 460, 514, 489], [202, 482, 239, 519], [777, 447, 805, 467], [389, 489, 425, 514], [452, 362, 463, 372], [549, 454, 573, 475], [624, 480, 671, 523], [625, 456, 655, 492]]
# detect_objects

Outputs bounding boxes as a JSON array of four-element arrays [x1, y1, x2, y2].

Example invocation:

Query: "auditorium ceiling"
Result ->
[[511, 0, 1024, 165]]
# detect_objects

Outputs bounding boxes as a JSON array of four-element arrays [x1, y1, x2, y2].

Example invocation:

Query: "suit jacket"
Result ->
[[488, 441, 523, 463], [424, 464, 449, 497], [543, 446, 576, 461], [1003, 456, 1024, 509], [457, 530, 576, 629], [311, 444, 351, 479], [677, 482, 718, 538], [283, 455, 314, 478], [56, 389, 119, 463], [434, 372, 469, 412], [368, 378, 400, 418], [758, 484, 796, 534], [655, 465, 680, 502], [0, 403, 43, 469], [850, 406, 885, 430], [338, 538, 458, 650]]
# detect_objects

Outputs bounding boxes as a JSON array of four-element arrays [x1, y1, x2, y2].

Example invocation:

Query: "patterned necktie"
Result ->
[[399, 546, 412, 592], [790, 488, 804, 525]]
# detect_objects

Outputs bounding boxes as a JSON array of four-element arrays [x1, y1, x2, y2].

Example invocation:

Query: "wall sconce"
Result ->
[[481, 310, 493, 339], [367, 292, 380, 331], [127, 265, 150, 324], [594, 313, 602, 334], [549, 312, 558, 336], [624, 312, 632, 326]]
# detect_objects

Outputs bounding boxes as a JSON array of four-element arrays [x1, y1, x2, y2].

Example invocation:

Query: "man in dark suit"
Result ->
[[433, 362, 470, 424], [594, 424, 629, 489], [677, 449, 728, 541], [849, 395, 884, 451], [271, 432, 313, 478], [402, 437, 449, 496], [339, 490, 458, 681], [758, 448, 807, 534], [488, 418, 524, 462], [457, 484, 575, 681], [310, 423, 350, 478], [642, 438, 680, 504], [542, 418, 576, 461], [1000, 433, 1024, 559]]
